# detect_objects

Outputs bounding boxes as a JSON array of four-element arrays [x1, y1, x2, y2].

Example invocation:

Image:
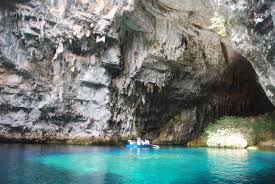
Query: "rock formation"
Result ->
[[188, 112, 275, 149], [0, 0, 274, 145]]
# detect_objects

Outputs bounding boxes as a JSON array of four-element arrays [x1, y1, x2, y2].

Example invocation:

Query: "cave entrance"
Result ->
[[216, 42, 275, 116], [134, 42, 274, 144]]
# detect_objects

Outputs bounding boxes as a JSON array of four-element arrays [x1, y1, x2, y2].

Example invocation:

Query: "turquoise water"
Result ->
[[0, 144, 275, 184]]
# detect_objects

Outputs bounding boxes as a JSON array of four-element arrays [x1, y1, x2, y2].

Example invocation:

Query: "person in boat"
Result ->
[[137, 137, 142, 145], [139, 139, 150, 145], [144, 139, 150, 145], [128, 138, 151, 146], [128, 140, 136, 145]]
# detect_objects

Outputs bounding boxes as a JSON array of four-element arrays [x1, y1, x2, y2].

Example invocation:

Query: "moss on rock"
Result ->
[[188, 112, 275, 149]]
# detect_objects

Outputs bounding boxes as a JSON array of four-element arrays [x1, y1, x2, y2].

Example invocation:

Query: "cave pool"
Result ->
[[0, 143, 275, 184]]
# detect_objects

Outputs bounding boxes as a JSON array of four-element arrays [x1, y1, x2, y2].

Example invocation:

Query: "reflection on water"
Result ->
[[207, 148, 248, 159], [0, 144, 275, 184], [206, 149, 249, 183]]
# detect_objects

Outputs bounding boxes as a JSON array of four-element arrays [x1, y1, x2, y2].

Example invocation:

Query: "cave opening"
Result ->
[[217, 42, 275, 116], [134, 42, 274, 144]]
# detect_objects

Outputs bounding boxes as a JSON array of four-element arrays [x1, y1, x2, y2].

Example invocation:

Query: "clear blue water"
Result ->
[[0, 144, 275, 184]]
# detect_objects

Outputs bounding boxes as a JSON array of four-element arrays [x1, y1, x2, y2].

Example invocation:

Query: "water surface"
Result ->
[[0, 144, 275, 184]]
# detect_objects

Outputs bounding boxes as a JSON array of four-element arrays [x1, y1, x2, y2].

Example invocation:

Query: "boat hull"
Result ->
[[125, 144, 151, 149]]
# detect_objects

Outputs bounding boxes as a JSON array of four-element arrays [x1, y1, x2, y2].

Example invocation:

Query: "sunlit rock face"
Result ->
[[206, 129, 248, 149], [188, 113, 275, 149], [0, 0, 274, 144]]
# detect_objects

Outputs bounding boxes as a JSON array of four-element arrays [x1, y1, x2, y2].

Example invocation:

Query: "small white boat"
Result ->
[[151, 144, 160, 149], [126, 138, 160, 149], [125, 144, 160, 149]]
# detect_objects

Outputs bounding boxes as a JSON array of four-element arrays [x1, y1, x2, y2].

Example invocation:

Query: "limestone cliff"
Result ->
[[0, 0, 274, 145]]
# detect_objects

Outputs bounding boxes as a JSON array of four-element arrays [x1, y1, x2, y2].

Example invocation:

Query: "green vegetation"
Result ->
[[146, 36, 159, 48], [188, 112, 275, 149], [207, 114, 275, 143], [209, 15, 228, 37]]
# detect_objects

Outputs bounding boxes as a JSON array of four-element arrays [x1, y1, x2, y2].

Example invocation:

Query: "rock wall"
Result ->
[[0, 0, 274, 145]]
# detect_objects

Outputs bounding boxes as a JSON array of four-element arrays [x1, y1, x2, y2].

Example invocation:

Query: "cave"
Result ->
[[1, 1, 275, 183], [133, 42, 275, 144], [0, 0, 274, 148]]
